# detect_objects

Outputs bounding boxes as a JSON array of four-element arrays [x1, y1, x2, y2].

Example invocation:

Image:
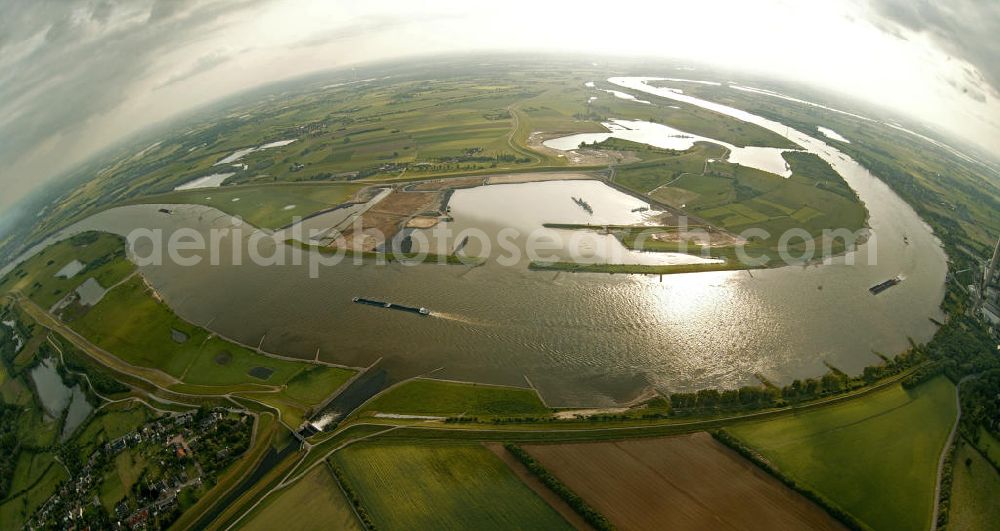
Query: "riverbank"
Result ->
[[528, 261, 752, 275]]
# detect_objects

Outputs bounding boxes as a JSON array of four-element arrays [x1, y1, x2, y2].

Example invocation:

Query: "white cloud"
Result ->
[[0, 0, 997, 213]]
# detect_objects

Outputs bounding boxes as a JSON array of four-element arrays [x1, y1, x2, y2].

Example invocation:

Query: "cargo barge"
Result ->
[[572, 196, 593, 215], [352, 297, 430, 316], [869, 276, 902, 295]]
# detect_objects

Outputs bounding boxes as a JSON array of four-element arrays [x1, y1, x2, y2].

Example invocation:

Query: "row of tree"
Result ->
[[670, 348, 924, 414], [504, 444, 615, 531], [712, 430, 864, 530]]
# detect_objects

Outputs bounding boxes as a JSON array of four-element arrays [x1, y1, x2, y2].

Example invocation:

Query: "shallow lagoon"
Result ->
[[817, 126, 850, 143], [544, 119, 793, 177], [30, 358, 93, 441], [175, 172, 237, 191], [413, 179, 718, 266]]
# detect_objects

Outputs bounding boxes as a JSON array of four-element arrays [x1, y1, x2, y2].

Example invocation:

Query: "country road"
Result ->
[[930, 374, 977, 531]]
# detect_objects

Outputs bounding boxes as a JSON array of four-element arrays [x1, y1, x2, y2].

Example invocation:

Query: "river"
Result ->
[[2, 77, 948, 407]]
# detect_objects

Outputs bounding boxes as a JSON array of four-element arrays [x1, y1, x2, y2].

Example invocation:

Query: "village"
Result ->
[[26, 408, 252, 530]]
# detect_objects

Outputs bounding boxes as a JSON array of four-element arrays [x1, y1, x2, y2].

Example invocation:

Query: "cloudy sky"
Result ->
[[1, 0, 998, 213]]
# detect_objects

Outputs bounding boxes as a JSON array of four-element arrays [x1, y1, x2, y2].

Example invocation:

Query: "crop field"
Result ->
[[16, 404, 60, 448], [948, 440, 1000, 531], [17, 60, 818, 254], [0, 232, 135, 309], [974, 427, 1000, 466], [357, 378, 550, 417], [649, 77, 1000, 251], [728, 377, 956, 531], [240, 465, 362, 531], [522, 432, 844, 530], [69, 275, 315, 384], [9, 452, 57, 494], [0, 459, 68, 528], [613, 143, 725, 194], [0, 363, 29, 405], [617, 149, 866, 252], [332, 443, 572, 530], [137, 183, 365, 229], [286, 423, 394, 478]]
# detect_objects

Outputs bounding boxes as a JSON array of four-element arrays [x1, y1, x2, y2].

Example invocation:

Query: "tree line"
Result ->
[[503, 443, 615, 531], [670, 349, 922, 414]]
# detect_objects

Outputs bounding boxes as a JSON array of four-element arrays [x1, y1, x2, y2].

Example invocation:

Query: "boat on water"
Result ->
[[352, 297, 430, 315], [869, 276, 902, 295], [572, 196, 593, 215]]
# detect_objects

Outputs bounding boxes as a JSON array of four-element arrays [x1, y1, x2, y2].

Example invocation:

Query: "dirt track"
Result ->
[[338, 189, 442, 251]]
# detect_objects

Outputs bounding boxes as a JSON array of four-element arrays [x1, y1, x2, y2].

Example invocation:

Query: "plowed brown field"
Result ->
[[523, 432, 845, 531]]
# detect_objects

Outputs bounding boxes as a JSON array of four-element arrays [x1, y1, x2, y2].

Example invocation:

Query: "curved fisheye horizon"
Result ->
[[2, 0, 1000, 219], [1, 2, 999, 531]]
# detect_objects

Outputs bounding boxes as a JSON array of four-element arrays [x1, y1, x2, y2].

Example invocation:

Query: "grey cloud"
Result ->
[[292, 11, 459, 49], [868, 0, 1000, 98], [0, 0, 272, 193], [946, 75, 987, 103], [147, 0, 200, 22], [91, 1, 114, 24], [157, 50, 236, 89], [0, 1, 70, 51]]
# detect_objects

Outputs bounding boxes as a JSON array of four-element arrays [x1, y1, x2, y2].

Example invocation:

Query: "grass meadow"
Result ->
[[332, 443, 572, 530], [357, 378, 550, 417], [728, 377, 956, 531]]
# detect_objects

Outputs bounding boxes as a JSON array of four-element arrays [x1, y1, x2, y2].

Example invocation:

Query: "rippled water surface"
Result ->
[[4, 77, 948, 406]]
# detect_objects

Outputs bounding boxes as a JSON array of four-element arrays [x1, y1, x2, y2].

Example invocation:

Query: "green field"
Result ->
[[0, 459, 68, 529], [15, 405, 60, 448], [137, 183, 365, 229], [100, 449, 153, 511], [613, 143, 726, 194], [973, 427, 1000, 466], [287, 423, 394, 479], [15, 60, 807, 255], [646, 76, 1000, 272], [728, 377, 956, 531], [3, 58, 997, 531], [240, 465, 362, 531], [241, 364, 354, 426], [0, 232, 135, 309], [948, 440, 1000, 531], [69, 275, 337, 388], [237, 366, 353, 428], [73, 402, 155, 460], [332, 443, 572, 530], [616, 149, 867, 254], [358, 378, 550, 417], [9, 452, 57, 494], [282, 365, 353, 403], [0, 363, 29, 405]]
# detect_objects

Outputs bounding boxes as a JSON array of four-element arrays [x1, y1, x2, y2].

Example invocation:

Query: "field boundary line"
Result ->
[[931, 374, 977, 531]]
